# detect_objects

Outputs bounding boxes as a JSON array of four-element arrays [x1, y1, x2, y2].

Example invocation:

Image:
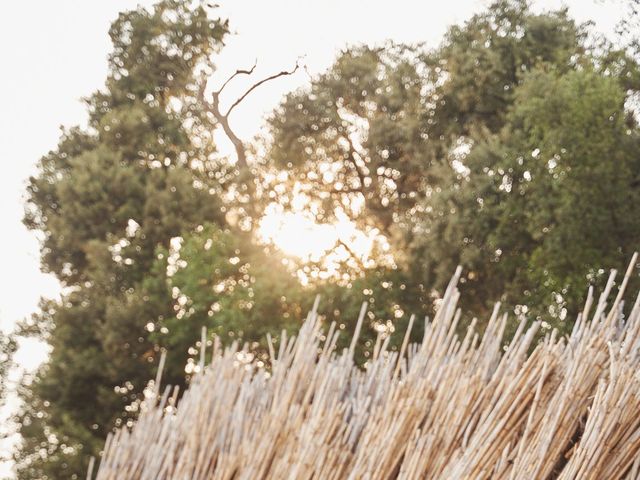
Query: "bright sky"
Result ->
[[0, 0, 624, 476]]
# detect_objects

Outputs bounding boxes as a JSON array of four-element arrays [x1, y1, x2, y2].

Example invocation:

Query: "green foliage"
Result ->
[[412, 66, 640, 329], [153, 225, 429, 370], [149, 224, 312, 383], [426, 0, 586, 137], [315, 268, 430, 364], [17, 1, 229, 478]]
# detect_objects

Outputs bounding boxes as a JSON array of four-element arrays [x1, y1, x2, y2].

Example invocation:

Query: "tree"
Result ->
[[262, 0, 592, 328], [412, 66, 640, 330], [424, 0, 586, 138], [264, 1, 587, 265], [266, 43, 429, 258], [16, 2, 229, 478]]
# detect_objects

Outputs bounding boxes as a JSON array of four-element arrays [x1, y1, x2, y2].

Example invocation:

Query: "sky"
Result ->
[[0, 0, 625, 476]]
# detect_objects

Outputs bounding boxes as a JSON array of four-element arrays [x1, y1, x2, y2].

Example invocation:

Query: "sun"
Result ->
[[258, 205, 373, 261], [258, 210, 338, 260], [257, 200, 390, 283]]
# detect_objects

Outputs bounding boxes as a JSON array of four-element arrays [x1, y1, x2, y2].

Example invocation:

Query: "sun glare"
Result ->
[[258, 202, 389, 282], [259, 210, 338, 259]]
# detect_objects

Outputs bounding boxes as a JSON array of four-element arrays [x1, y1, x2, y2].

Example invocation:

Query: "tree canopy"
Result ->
[[14, 0, 640, 478], [16, 2, 229, 477]]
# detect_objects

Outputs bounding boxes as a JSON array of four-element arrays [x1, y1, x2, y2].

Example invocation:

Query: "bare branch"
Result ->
[[226, 62, 300, 117], [196, 58, 302, 180], [337, 238, 367, 271], [215, 60, 258, 95]]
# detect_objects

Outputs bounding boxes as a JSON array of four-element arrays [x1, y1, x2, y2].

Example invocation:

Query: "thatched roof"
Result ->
[[93, 257, 640, 479]]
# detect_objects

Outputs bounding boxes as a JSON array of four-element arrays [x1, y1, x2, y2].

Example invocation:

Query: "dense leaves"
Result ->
[[412, 67, 640, 328], [16, 2, 229, 478], [149, 224, 312, 383]]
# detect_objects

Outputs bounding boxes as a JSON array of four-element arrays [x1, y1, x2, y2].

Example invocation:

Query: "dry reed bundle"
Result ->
[[92, 257, 640, 479]]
